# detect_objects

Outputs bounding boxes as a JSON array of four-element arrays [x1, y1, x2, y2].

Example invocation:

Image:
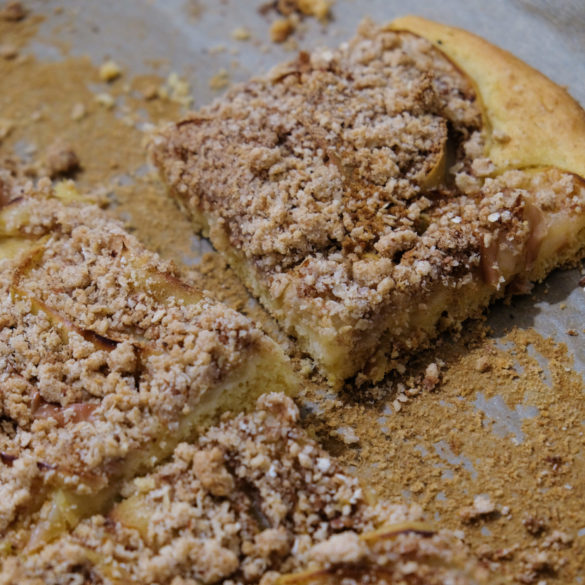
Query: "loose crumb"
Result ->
[[231, 26, 251, 41], [94, 91, 115, 108], [0, 42, 17, 59], [1, 1, 26, 21], [208, 68, 230, 91], [0, 117, 13, 140], [70, 102, 86, 121], [459, 495, 497, 522], [98, 58, 122, 82], [270, 17, 295, 42], [162, 72, 193, 106], [43, 139, 80, 177]]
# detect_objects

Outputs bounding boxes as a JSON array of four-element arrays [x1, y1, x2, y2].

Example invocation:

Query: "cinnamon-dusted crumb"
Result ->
[[1, 394, 485, 585]]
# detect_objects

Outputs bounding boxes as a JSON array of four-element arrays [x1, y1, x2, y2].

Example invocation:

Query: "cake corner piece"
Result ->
[[150, 16, 585, 387]]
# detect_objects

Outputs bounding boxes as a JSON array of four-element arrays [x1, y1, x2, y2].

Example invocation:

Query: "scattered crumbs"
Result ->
[[559, 302, 567, 310], [270, 17, 295, 43], [98, 58, 122, 82], [0, 0, 27, 21], [208, 68, 230, 91], [95, 92, 115, 109], [302, 325, 585, 583], [231, 26, 251, 41]]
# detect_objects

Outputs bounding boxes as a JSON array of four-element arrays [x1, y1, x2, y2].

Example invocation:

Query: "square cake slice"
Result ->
[[0, 174, 297, 555], [1, 394, 488, 585], [150, 17, 585, 387]]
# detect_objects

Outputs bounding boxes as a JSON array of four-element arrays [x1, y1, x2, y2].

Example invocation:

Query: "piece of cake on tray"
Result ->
[[150, 16, 585, 387], [1, 393, 489, 585], [0, 173, 297, 556]]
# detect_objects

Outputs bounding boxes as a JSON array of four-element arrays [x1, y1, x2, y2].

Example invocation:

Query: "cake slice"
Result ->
[[150, 17, 585, 387], [0, 174, 298, 556], [0, 394, 489, 585]]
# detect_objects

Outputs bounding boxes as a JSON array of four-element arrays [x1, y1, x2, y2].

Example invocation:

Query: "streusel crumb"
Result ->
[[151, 20, 585, 384]]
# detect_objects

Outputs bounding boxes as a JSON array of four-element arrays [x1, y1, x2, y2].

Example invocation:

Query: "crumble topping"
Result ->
[[151, 20, 585, 323], [0, 175, 272, 540], [0, 394, 485, 585]]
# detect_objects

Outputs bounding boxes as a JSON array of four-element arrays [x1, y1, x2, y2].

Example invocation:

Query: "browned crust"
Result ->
[[389, 15, 585, 179]]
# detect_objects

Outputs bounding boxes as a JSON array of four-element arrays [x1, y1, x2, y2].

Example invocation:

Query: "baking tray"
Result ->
[[14, 0, 585, 581]]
